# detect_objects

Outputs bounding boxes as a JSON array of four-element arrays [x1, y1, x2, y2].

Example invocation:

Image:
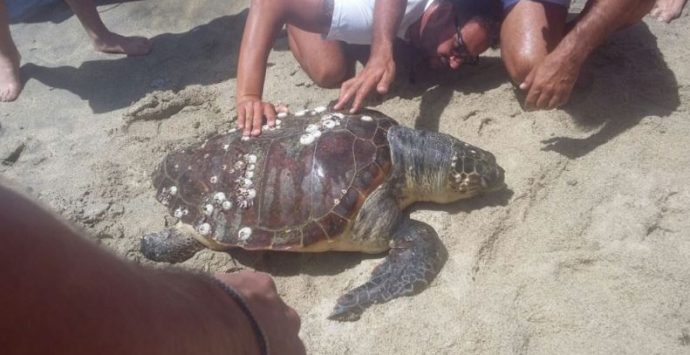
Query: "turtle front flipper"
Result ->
[[329, 220, 446, 321], [141, 227, 206, 263]]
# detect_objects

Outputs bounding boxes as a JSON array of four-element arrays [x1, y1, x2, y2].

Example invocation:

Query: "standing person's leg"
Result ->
[[0, 0, 21, 102], [499, 1, 568, 85], [64, 0, 151, 55]]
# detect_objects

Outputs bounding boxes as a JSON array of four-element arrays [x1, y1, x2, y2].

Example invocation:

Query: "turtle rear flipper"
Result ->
[[141, 227, 205, 263], [329, 220, 446, 321]]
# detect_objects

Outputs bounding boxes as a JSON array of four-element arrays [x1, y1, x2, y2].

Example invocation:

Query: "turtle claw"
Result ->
[[328, 220, 445, 321], [141, 227, 205, 263]]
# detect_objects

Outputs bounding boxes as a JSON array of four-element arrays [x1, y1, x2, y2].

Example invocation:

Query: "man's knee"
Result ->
[[308, 65, 347, 89], [501, 49, 544, 84]]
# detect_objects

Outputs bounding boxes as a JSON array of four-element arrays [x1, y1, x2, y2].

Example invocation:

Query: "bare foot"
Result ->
[[649, 0, 688, 23], [0, 47, 20, 102], [93, 32, 152, 56]]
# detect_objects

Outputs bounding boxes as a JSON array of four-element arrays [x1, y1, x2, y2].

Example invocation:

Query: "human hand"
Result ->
[[215, 272, 305, 355], [519, 51, 581, 110], [236, 96, 285, 137], [334, 55, 396, 113]]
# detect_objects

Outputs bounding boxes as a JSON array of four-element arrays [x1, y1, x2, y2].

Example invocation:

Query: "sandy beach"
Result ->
[[2, 0, 689, 353]]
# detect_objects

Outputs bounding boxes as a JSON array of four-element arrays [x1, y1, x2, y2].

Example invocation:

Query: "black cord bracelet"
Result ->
[[211, 278, 269, 355]]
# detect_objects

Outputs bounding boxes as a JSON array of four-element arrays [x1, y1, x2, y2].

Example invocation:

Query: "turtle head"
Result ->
[[445, 140, 505, 200], [387, 126, 504, 205]]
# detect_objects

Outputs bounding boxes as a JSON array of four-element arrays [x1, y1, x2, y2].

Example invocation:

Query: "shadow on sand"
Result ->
[[385, 21, 679, 161], [21, 10, 250, 114], [541, 22, 680, 159]]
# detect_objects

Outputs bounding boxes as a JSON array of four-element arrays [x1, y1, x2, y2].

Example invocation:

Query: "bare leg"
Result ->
[[500, 1, 568, 85], [650, 0, 688, 22], [65, 0, 151, 56], [287, 25, 352, 88], [0, 0, 20, 102]]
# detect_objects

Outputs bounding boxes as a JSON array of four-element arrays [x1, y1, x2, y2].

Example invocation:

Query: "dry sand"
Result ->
[[1, 1, 689, 354]]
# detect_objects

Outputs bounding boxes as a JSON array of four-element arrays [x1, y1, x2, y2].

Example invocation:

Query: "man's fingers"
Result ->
[[237, 106, 246, 130], [376, 69, 395, 95], [335, 80, 357, 111], [520, 69, 535, 91], [547, 93, 563, 110], [524, 86, 540, 110], [251, 101, 263, 136], [350, 76, 379, 113], [243, 104, 254, 136], [264, 103, 277, 127], [535, 89, 552, 109]]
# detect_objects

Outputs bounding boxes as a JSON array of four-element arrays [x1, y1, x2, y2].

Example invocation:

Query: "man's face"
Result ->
[[420, 4, 491, 70]]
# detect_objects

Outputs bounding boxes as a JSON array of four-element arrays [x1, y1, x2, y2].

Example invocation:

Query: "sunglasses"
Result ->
[[453, 16, 479, 65]]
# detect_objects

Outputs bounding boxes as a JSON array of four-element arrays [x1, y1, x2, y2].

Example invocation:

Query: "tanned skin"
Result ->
[[235, 0, 491, 136], [333, 0, 406, 113], [501, 0, 655, 110], [0, 183, 304, 355]]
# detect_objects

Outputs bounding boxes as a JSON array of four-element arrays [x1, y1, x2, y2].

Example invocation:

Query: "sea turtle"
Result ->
[[141, 107, 505, 320]]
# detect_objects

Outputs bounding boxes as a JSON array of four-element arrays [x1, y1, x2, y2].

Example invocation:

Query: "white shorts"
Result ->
[[325, 0, 432, 45], [502, 0, 571, 10]]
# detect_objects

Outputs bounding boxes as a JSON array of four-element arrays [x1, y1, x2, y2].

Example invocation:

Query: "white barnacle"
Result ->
[[275, 119, 282, 126], [451, 155, 458, 162], [197, 223, 211, 236], [361, 115, 373, 122], [246, 164, 256, 172], [246, 188, 257, 199], [222, 200, 233, 210], [245, 171, 255, 179], [169, 186, 178, 196], [245, 154, 258, 164], [241, 136, 250, 142], [210, 176, 218, 184], [333, 198, 340, 205], [322, 119, 336, 129], [174, 164, 180, 170], [213, 192, 227, 203], [277, 112, 288, 119], [314, 106, 327, 113], [311, 130, 322, 138], [262, 124, 269, 130], [228, 128, 237, 133], [305, 124, 319, 133], [204, 204, 214, 216], [234, 160, 247, 170], [295, 110, 307, 117], [300, 133, 315, 145], [453, 172, 463, 183], [223, 144, 230, 151], [238, 178, 253, 188], [333, 112, 345, 119], [238, 227, 252, 241], [238, 198, 253, 209], [174, 207, 185, 218]]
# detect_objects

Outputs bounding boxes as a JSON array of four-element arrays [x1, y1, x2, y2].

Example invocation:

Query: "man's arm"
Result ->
[[334, 0, 407, 112], [236, 0, 288, 136], [0, 183, 304, 355], [521, 0, 654, 110]]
